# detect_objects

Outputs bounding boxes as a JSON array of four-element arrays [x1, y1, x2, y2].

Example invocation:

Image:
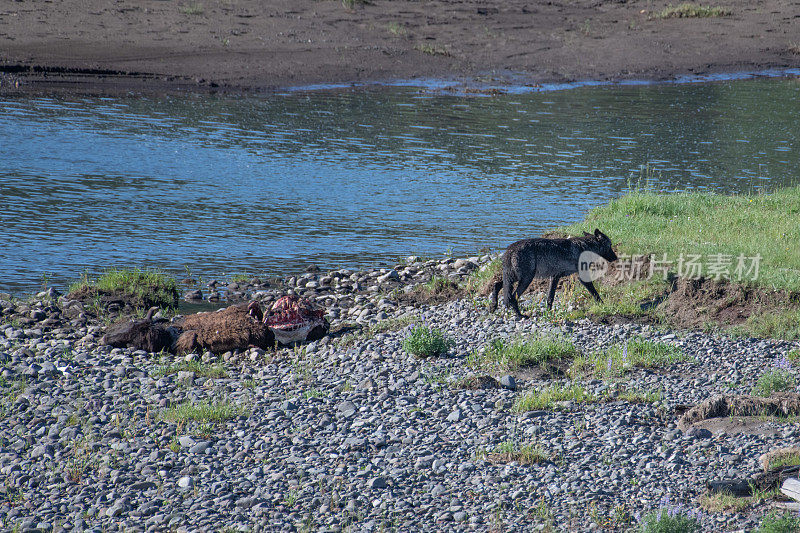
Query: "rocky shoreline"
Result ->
[[1, 256, 799, 532]]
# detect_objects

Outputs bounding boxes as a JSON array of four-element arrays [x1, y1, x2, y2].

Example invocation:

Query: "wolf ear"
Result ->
[[594, 228, 604, 238]]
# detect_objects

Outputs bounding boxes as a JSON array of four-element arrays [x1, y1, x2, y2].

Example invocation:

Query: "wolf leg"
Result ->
[[489, 280, 503, 313], [580, 280, 603, 303], [503, 277, 526, 319], [546, 275, 561, 310]]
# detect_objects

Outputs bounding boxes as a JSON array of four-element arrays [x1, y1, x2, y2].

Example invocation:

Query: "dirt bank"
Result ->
[[1, 0, 799, 96]]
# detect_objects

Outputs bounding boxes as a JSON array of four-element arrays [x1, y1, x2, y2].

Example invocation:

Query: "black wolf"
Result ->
[[489, 229, 618, 318]]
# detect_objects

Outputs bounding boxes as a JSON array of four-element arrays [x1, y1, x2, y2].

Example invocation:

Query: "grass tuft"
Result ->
[[481, 440, 550, 465], [513, 383, 596, 411], [471, 334, 578, 371], [570, 337, 686, 378], [730, 310, 800, 341], [162, 399, 246, 424], [755, 511, 800, 533], [68, 267, 179, 310], [414, 43, 451, 56], [402, 324, 454, 358], [752, 360, 797, 397], [465, 258, 500, 295], [637, 504, 701, 532], [152, 360, 228, 379], [651, 3, 730, 19]]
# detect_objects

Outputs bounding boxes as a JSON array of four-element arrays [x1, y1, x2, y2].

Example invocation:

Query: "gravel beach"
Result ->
[[1, 257, 798, 532]]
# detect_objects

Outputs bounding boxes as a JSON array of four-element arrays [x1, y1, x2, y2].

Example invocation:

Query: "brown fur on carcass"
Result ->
[[678, 393, 800, 431], [174, 302, 274, 354]]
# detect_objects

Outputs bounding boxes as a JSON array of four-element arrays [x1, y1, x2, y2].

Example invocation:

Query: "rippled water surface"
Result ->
[[2, 78, 799, 294]]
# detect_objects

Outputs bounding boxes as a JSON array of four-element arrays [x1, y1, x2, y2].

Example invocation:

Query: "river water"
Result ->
[[1, 77, 798, 294]]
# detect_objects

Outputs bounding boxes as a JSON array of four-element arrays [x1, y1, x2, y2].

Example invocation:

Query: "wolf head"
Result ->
[[583, 229, 618, 263]]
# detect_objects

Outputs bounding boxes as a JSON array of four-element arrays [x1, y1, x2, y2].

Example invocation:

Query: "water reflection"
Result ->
[[1, 78, 798, 294]]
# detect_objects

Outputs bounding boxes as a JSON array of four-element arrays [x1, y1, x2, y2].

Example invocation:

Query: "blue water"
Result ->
[[1, 76, 799, 294]]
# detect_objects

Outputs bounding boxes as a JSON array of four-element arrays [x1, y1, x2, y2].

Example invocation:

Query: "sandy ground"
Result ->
[[0, 0, 799, 95]]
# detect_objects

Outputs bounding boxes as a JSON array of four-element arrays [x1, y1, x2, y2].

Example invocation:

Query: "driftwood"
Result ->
[[678, 393, 800, 431], [781, 478, 800, 502]]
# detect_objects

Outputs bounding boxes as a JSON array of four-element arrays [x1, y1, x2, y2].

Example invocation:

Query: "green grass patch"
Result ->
[[152, 360, 228, 379], [569, 337, 686, 379], [559, 186, 800, 292], [586, 278, 669, 318], [162, 399, 246, 424], [470, 334, 578, 371], [513, 383, 596, 411], [755, 511, 800, 533], [730, 310, 800, 341], [402, 324, 454, 358], [651, 3, 730, 19], [465, 258, 500, 295], [788, 349, 800, 364], [480, 440, 550, 465], [752, 363, 797, 397], [68, 267, 179, 311]]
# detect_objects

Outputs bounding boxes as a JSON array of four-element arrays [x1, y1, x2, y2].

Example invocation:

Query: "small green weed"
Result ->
[[402, 324, 454, 358]]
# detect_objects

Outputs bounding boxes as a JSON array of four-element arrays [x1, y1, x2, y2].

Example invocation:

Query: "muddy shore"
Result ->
[[1, 0, 799, 96]]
